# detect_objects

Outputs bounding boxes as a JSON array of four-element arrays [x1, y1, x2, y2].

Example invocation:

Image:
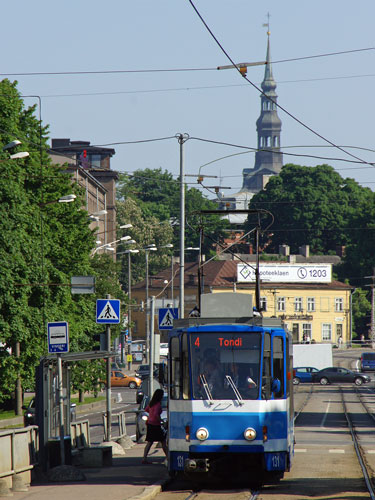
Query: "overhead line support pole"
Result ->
[[178, 133, 189, 319]]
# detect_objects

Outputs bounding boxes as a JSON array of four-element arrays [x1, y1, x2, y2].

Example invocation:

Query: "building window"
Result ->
[[336, 324, 343, 342], [307, 297, 315, 312], [294, 297, 303, 312], [277, 297, 286, 312], [260, 297, 267, 311], [292, 323, 299, 343], [335, 298, 344, 312], [322, 323, 332, 341], [302, 324, 312, 343], [89, 154, 102, 168]]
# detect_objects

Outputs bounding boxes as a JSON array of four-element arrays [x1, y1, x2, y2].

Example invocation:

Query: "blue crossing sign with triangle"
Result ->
[[96, 299, 121, 324], [158, 307, 178, 330]]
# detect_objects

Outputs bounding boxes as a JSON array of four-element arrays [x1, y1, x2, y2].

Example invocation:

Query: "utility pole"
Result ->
[[177, 133, 189, 320], [365, 270, 375, 349], [105, 293, 112, 442]]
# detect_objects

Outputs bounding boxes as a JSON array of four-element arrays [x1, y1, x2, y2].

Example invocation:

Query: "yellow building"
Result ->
[[131, 260, 353, 345]]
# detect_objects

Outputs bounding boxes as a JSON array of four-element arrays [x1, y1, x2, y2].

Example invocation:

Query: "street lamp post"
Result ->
[[145, 245, 157, 364], [93, 236, 135, 255], [144, 243, 173, 364], [117, 248, 139, 365]]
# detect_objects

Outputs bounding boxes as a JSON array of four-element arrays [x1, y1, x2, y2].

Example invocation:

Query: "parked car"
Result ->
[[312, 367, 371, 386], [135, 364, 159, 380], [293, 367, 319, 385], [23, 398, 76, 426], [135, 392, 168, 443], [360, 352, 375, 371], [111, 370, 141, 388]]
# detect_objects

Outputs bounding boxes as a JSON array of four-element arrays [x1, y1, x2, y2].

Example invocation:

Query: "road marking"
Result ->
[[320, 398, 331, 427], [329, 449, 345, 453], [294, 449, 307, 452]]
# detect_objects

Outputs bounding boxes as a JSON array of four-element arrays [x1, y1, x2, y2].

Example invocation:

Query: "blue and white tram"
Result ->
[[167, 293, 294, 485]]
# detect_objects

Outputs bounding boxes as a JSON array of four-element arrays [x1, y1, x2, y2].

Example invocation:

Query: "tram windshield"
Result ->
[[190, 332, 261, 400]]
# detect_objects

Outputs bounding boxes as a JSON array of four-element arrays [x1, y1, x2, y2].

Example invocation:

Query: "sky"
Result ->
[[3, 0, 375, 197]]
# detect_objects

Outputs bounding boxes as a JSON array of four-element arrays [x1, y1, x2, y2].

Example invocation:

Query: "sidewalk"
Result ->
[[11, 442, 169, 500]]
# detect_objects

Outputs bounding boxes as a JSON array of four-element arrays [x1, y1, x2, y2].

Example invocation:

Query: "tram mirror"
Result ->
[[271, 378, 281, 394]]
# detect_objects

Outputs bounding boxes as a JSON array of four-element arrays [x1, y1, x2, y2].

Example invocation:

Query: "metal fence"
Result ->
[[0, 425, 38, 495]]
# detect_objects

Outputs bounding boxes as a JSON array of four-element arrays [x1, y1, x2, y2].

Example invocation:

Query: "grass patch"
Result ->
[[71, 395, 105, 406], [0, 396, 33, 421]]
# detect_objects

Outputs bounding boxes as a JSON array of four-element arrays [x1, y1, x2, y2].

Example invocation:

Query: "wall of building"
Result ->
[[213, 287, 351, 345]]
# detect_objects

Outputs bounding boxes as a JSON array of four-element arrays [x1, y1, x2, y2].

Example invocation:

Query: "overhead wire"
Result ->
[[33, 72, 375, 99], [2, 46, 372, 77], [186, 0, 374, 169]]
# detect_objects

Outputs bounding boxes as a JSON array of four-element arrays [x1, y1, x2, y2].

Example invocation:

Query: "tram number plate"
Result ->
[[170, 452, 188, 470], [265, 452, 286, 471]]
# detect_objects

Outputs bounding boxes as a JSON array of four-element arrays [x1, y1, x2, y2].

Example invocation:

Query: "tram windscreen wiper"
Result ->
[[225, 375, 244, 406], [199, 374, 214, 404]]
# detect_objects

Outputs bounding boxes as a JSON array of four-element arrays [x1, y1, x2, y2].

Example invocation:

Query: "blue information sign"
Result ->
[[48, 322, 69, 353], [96, 299, 121, 324], [158, 307, 178, 330]]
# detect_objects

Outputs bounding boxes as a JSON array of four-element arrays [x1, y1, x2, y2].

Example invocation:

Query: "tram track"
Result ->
[[294, 383, 314, 422], [180, 490, 260, 500], [340, 385, 375, 499]]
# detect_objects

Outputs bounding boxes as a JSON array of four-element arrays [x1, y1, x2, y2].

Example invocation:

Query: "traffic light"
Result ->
[[78, 149, 89, 168]]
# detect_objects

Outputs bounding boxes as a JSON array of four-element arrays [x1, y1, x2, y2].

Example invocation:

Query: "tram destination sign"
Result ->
[[237, 263, 332, 284]]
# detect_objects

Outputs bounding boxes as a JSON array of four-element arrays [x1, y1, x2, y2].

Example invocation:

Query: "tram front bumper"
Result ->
[[185, 458, 210, 473]]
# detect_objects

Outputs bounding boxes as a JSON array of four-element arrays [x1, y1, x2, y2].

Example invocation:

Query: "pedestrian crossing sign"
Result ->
[[158, 307, 178, 330], [96, 299, 121, 324]]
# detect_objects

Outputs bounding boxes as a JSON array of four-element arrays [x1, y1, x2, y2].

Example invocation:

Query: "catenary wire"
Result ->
[[186, 0, 373, 169], [1, 46, 372, 77], [34, 72, 375, 99]]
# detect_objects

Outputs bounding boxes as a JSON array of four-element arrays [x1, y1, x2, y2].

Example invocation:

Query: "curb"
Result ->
[[127, 479, 169, 500]]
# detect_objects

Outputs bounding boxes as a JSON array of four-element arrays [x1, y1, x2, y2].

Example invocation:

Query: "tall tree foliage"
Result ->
[[0, 80, 117, 404], [246, 164, 374, 255], [116, 168, 228, 259]]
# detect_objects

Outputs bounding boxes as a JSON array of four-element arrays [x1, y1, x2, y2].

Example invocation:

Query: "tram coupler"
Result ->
[[185, 458, 210, 472]]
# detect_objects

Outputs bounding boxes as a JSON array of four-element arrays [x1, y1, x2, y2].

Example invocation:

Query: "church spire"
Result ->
[[241, 22, 283, 191], [262, 29, 276, 92]]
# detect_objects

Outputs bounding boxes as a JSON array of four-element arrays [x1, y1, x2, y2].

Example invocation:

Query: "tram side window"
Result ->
[[182, 334, 190, 399], [170, 337, 181, 399], [262, 333, 271, 399], [272, 336, 284, 398]]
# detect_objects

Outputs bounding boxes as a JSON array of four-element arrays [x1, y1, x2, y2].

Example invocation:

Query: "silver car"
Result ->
[[135, 393, 168, 443]]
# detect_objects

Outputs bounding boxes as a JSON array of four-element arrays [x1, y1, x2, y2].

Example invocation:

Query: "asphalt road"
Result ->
[[76, 387, 140, 444]]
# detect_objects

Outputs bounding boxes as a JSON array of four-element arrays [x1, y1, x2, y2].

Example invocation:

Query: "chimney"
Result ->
[[299, 245, 310, 257], [336, 245, 346, 257], [279, 245, 290, 256]]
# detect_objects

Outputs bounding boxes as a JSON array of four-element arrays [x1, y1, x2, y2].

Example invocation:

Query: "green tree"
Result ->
[[351, 289, 371, 340], [246, 164, 374, 255], [116, 197, 174, 288], [0, 80, 122, 406], [116, 168, 228, 259]]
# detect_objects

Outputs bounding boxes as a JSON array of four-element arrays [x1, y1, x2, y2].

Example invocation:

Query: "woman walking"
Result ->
[[142, 388, 168, 464]]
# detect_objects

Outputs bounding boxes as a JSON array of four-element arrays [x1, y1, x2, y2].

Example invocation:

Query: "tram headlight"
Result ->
[[244, 427, 257, 441], [196, 427, 209, 441]]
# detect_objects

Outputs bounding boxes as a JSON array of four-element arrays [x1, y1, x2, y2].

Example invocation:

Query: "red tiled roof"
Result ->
[[133, 260, 352, 291]]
